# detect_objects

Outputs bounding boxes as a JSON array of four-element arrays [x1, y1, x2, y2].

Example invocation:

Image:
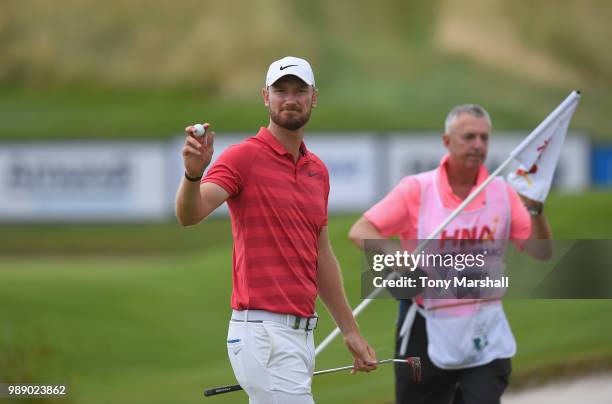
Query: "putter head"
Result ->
[[406, 357, 422, 382]]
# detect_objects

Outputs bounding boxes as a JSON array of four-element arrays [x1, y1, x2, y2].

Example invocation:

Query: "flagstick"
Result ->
[[315, 91, 581, 357]]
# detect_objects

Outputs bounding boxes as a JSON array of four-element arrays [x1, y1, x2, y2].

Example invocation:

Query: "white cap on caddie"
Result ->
[[265, 56, 315, 87]]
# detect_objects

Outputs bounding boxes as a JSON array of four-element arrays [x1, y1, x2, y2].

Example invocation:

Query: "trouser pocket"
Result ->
[[305, 331, 315, 375], [249, 321, 273, 368], [227, 321, 275, 393], [226, 321, 248, 389]]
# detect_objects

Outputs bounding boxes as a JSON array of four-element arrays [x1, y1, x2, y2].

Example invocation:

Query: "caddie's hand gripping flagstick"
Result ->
[[203, 357, 422, 397], [314, 90, 581, 357]]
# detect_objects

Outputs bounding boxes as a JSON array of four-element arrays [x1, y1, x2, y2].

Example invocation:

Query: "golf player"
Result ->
[[349, 104, 552, 404], [175, 56, 377, 403]]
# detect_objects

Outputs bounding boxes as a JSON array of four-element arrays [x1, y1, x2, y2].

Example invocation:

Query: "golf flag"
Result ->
[[507, 91, 581, 202]]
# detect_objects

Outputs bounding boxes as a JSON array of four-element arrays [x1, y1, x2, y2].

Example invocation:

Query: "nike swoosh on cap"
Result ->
[[280, 64, 298, 70]]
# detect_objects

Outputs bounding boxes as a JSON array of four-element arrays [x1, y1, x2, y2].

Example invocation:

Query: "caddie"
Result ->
[[349, 104, 552, 404]]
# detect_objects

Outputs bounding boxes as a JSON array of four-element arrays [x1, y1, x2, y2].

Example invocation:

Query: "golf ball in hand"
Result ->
[[193, 123, 206, 137]]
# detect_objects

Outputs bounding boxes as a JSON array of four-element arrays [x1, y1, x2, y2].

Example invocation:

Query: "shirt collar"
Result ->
[[256, 127, 309, 158], [437, 154, 489, 209]]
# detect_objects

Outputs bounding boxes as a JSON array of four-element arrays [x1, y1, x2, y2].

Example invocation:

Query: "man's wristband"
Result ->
[[184, 171, 203, 182]]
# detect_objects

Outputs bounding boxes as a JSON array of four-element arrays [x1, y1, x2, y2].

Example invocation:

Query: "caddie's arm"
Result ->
[[349, 216, 403, 255], [317, 226, 378, 373], [176, 124, 229, 226], [349, 216, 385, 250], [520, 195, 553, 260]]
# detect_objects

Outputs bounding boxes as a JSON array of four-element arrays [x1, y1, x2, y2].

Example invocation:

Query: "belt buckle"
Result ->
[[305, 316, 318, 331]]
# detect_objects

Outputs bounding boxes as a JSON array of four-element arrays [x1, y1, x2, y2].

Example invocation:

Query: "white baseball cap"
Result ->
[[265, 56, 315, 87]]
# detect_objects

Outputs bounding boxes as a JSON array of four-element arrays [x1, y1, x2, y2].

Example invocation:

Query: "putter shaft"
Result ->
[[313, 358, 404, 375], [204, 357, 421, 397]]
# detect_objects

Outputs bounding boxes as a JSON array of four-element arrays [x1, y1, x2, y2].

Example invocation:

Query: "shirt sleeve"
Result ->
[[506, 183, 532, 248], [364, 177, 420, 238], [203, 143, 255, 196]]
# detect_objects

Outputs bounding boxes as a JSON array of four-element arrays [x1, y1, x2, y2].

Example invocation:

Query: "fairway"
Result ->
[[1, 192, 611, 404]]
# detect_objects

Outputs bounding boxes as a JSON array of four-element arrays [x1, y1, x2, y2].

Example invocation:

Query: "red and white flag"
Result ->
[[507, 91, 580, 202]]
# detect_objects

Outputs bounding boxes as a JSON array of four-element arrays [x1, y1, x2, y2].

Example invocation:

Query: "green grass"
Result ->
[[2, 2, 612, 400], [0, 220, 233, 255], [2, 192, 611, 255], [1, 192, 612, 404]]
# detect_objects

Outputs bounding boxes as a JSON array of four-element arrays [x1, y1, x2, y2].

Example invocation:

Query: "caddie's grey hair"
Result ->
[[444, 104, 492, 133]]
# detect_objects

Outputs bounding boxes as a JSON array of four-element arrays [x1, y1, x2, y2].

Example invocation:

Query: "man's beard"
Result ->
[[270, 107, 312, 131]]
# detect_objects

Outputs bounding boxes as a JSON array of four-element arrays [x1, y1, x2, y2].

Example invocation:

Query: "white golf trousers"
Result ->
[[227, 316, 315, 404]]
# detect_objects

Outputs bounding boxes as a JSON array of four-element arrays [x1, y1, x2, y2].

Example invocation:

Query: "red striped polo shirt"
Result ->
[[203, 127, 329, 317]]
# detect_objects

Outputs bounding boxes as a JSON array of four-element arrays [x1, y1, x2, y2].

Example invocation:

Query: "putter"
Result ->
[[203, 356, 421, 397]]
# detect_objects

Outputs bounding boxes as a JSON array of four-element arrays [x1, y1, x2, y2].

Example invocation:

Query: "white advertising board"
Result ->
[[0, 132, 591, 222], [306, 134, 379, 211], [0, 142, 167, 221]]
